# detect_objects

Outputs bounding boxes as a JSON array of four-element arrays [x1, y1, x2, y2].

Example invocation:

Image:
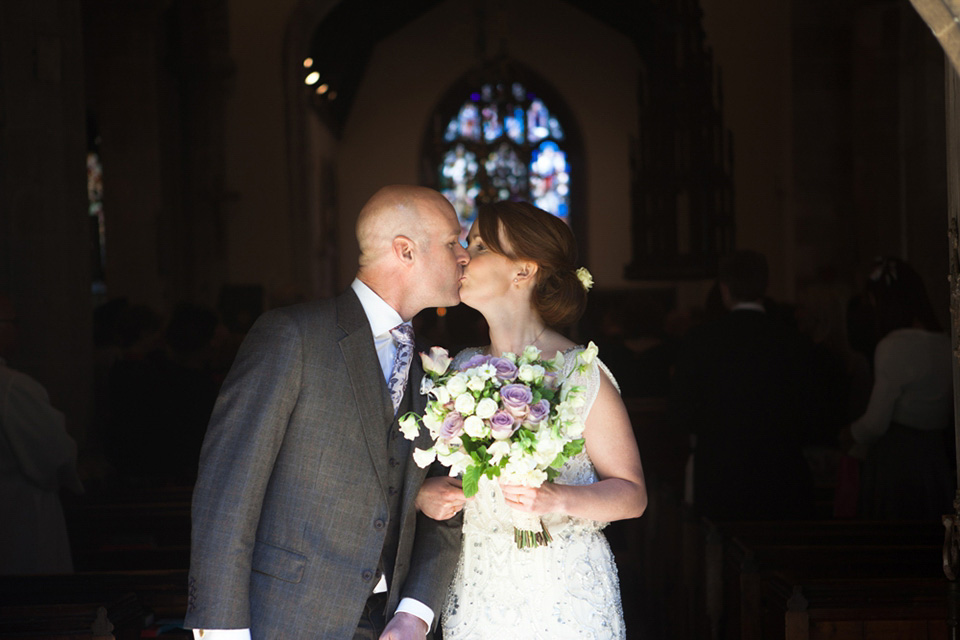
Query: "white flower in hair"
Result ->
[[575, 267, 594, 291]]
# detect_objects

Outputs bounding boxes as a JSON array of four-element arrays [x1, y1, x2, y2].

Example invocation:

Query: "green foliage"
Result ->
[[462, 465, 482, 498]]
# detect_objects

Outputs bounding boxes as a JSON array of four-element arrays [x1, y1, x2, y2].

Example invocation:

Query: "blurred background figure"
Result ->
[[105, 302, 223, 484], [839, 257, 955, 520], [0, 294, 84, 574], [670, 250, 815, 521]]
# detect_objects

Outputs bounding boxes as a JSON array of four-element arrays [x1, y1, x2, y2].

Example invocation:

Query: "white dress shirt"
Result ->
[[851, 328, 953, 445], [192, 280, 432, 638]]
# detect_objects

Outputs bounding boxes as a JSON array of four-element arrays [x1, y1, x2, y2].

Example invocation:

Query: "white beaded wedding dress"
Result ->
[[440, 346, 626, 640]]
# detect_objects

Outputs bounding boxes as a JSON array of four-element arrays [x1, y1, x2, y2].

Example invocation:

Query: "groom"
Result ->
[[185, 185, 469, 639]]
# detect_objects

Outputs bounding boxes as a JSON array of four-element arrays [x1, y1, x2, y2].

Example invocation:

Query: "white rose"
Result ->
[[467, 375, 487, 392], [420, 346, 452, 375], [475, 397, 498, 420], [454, 393, 476, 415], [533, 433, 564, 466], [412, 447, 437, 468], [398, 414, 420, 441], [520, 345, 541, 364], [462, 415, 487, 438], [446, 374, 468, 396], [518, 364, 536, 382]]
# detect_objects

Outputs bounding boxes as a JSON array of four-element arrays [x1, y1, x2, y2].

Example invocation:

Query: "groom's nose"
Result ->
[[455, 243, 470, 265]]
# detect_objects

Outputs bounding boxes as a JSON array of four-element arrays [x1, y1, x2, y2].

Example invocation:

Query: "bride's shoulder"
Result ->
[[558, 341, 621, 394]]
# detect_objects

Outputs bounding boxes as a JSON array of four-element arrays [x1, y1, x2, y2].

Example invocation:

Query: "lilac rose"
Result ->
[[525, 399, 551, 425], [489, 357, 519, 382], [500, 383, 533, 419], [489, 409, 517, 440], [541, 371, 560, 391], [461, 353, 492, 370], [440, 412, 464, 440]]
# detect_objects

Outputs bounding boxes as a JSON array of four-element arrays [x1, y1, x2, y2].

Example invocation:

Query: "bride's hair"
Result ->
[[477, 200, 587, 327]]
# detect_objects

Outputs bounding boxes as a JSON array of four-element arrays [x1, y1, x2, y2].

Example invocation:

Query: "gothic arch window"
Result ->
[[423, 69, 582, 245]]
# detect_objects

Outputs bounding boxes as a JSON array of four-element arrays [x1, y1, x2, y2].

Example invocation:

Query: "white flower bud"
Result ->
[[398, 414, 420, 440], [412, 447, 437, 468]]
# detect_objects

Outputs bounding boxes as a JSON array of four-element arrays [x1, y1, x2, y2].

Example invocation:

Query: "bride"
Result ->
[[416, 200, 647, 639]]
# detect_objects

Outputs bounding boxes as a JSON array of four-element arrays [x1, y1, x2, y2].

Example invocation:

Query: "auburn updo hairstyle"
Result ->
[[476, 200, 587, 328]]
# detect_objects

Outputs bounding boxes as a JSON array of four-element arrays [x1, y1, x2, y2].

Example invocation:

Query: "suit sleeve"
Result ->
[[400, 502, 463, 626], [185, 310, 303, 630]]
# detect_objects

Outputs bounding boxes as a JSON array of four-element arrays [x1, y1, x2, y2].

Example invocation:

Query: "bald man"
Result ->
[[185, 186, 469, 640]]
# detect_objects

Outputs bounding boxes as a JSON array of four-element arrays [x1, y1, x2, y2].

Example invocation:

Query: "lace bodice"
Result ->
[[441, 345, 626, 639]]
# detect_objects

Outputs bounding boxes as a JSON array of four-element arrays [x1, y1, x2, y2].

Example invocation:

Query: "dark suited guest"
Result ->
[[670, 250, 814, 521]]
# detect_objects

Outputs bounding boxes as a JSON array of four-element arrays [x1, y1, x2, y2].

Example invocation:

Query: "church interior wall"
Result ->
[[336, 0, 640, 294], [700, 0, 795, 302], [223, 0, 300, 300], [0, 0, 953, 444]]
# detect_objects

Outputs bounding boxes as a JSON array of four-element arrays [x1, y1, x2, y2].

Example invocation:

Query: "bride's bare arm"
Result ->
[[500, 371, 647, 522]]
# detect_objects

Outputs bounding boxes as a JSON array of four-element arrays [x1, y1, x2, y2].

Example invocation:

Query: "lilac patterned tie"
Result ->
[[387, 323, 415, 412]]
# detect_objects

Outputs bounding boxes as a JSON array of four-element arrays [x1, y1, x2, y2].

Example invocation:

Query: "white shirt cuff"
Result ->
[[191, 630, 251, 640], [396, 597, 434, 629]]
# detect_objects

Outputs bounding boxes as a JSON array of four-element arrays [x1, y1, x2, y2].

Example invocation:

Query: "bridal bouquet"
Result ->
[[399, 342, 599, 549]]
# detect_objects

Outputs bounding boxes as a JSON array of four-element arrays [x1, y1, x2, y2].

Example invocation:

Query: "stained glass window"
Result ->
[[87, 149, 107, 295], [435, 81, 570, 239]]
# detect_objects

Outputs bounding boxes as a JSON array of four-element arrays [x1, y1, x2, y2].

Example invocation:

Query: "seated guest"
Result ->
[[0, 294, 83, 574], [839, 257, 954, 521], [670, 250, 814, 521]]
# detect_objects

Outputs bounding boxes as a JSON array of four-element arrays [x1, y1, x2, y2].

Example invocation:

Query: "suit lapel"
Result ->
[[337, 291, 393, 492], [402, 355, 434, 511]]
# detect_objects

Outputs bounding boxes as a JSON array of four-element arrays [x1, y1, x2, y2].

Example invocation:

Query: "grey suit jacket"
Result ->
[[185, 289, 461, 638]]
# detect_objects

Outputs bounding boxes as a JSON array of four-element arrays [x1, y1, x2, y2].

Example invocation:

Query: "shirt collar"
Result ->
[[351, 278, 404, 337], [731, 301, 765, 313]]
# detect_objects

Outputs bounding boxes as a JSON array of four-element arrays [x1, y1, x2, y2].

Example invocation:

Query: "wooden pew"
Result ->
[[65, 498, 192, 571], [700, 519, 946, 640], [759, 574, 949, 640], [0, 570, 189, 639]]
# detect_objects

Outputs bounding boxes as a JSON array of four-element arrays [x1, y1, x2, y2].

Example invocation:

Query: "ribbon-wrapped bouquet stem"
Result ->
[[399, 342, 599, 549]]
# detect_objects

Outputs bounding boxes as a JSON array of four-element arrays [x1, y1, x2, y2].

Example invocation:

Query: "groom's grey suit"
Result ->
[[185, 289, 461, 638]]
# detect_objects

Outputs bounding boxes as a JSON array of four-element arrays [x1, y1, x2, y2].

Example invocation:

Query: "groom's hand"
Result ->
[[415, 476, 467, 520], [380, 612, 428, 640]]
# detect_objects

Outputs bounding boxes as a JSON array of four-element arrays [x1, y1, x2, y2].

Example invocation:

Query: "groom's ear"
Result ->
[[393, 236, 415, 264]]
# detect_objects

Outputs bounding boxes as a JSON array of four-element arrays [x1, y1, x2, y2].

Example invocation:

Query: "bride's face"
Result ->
[[459, 221, 523, 309]]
